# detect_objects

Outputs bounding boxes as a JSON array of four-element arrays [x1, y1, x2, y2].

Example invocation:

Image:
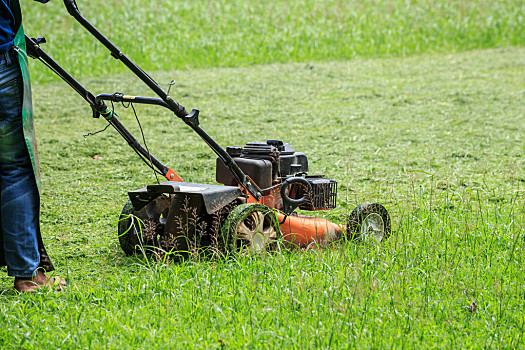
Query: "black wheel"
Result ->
[[117, 197, 170, 255], [118, 200, 142, 255], [118, 195, 242, 257], [223, 203, 280, 253], [347, 203, 391, 242]]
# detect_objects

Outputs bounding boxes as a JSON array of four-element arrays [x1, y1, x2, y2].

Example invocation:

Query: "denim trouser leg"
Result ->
[[0, 49, 40, 277]]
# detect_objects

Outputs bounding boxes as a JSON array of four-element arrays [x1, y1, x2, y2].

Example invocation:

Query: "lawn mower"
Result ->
[[26, 0, 391, 256]]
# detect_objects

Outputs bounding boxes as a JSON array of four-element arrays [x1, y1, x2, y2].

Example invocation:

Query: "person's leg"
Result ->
[[0, 50, 40, 278]]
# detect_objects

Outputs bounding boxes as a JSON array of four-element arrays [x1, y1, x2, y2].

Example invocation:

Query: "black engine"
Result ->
[[216, 140, 337, 211]]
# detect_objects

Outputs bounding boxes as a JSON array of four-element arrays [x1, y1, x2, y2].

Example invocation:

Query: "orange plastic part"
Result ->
[[246, 193, 262, 204], [277, 213, 345, 248], [164, 168, 184, 182], [246, 188, 280, 208]]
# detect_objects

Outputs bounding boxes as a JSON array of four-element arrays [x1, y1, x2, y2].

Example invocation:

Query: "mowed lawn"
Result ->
[[0, 0, 524, 348]]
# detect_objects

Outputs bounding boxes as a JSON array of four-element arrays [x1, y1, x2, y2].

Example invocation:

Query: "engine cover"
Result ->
[[216, 140, 337, 211], [216, 140, 309, 189], [216, 156, 273, 189]]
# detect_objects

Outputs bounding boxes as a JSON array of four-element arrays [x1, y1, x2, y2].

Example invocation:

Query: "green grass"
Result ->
[[22, 0, 525, 82], [0, 47, 523, 348], [0, 0, 524, 348]]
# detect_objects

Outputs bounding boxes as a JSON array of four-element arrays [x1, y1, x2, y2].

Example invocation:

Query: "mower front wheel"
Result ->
[[347, 203, 391, 242], [223, 203, 280, 253]]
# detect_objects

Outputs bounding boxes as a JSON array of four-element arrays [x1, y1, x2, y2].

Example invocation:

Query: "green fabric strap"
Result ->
[[11, 1, 41, 192]]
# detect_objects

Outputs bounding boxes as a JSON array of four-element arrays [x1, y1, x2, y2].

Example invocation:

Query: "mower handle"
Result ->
[[96, 93, 170, 108], [62, 0, 264, 201], [62, 0, 188, 119], [63, 0, 78, 16], [25, 34, 180, 180], [25, 35, 107, 119]]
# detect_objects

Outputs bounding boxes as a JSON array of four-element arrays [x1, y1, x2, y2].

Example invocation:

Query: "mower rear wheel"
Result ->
[[118, 200, 141, 255], [118, 198, 169, 255], [347, 203, 390, 242], [223, 203, 280, 253]]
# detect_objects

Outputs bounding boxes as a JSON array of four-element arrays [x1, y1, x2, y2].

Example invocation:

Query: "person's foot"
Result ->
[[14, 270, 66, 293]]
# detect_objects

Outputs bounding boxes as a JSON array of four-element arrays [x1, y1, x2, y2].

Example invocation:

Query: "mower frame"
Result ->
[[25, 0, 391, 253]]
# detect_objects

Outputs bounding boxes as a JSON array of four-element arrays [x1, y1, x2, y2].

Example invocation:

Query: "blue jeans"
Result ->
[[0, 48, 40, 277]]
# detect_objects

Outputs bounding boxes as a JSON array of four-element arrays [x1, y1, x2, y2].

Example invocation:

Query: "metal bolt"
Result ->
[[170, 174, 174, 179]]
